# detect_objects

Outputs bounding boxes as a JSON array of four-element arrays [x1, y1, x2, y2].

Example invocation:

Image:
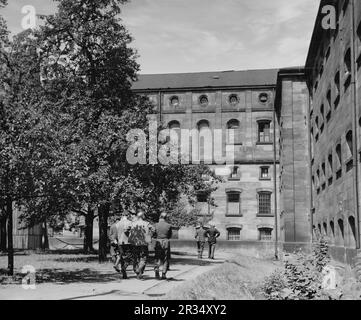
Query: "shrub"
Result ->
[[262, 237, 330, 300]]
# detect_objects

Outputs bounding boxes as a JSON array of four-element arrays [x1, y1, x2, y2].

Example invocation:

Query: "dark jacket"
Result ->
[[195, 228, 207, 242], [154, 219, 172, 239], [205, 227, 220, 244]]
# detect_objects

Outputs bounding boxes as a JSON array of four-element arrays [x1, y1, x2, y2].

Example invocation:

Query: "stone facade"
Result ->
[[133, 70, 280, 242], [304, 0, 361, 263]]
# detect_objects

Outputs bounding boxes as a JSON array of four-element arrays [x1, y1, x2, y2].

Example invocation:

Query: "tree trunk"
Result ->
[[6, 198, 13, 276], [0, 215, 6, 252], [98, 203, 109, 263], [41, 219, 49, 250], [83, 206, 94, 253]]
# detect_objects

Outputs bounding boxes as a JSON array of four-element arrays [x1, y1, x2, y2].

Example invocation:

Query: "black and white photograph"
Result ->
[[0, 0, 361, 307]]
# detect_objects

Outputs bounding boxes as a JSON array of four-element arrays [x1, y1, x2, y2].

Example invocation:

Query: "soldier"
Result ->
[[115, 211, 132, 279], [153, 212, 172, 280], [195, 224, 207, 259], [128, 210, 154, 280], [205, 223, 220, 259]]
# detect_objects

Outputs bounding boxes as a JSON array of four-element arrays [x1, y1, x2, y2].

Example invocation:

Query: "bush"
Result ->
[[262, 237, 330, 300]]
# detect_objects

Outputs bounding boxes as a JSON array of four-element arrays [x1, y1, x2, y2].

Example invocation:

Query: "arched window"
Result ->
[[330, 220, 335, 238], [323, 222, 328, 236], [168, 120, 180, 130], [227, 228, 241, 241], [338, 219, 344, 242], [349, 216, 356, 246], [227, 119, 241, 144], [258, 228, 272, 241], [197, 120, 212, 163], [336, 143, 342, 179]]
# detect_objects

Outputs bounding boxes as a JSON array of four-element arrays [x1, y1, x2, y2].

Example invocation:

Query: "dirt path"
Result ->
[[0, 252, 229, 300]]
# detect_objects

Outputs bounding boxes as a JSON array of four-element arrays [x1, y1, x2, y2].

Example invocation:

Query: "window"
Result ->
[[227, 119, 241, 144], [196, 192, 208, 203], [338, 219, 344, 240], [229, 94, 239, 105], [258, 121, 271, 143], [320, 105, 325, 133], [325, 46, 331, 60], [170, 96, 179, 107], [330, 220, 335, 238], [258, 192, 272, 216], [229, 166, 240, 180], [323, 222, 328, 236], [326, 89, 332, 122], [344, 48, 352, 90], [349, 216, 357, 245], [328, 153, 333, 185], [336, 143, 342, 179], [260, 166, 270, 180], [226, 192, 241, 216], [227, 228, 241, 241], [259, 228, 272, 241], [334, 71, 340, 108], [342, 0, 349, 15], [259, 93, 269, 103], [197, 120, 211, 163], [199, 95, 209, 107], [346, 130, 353, 172]]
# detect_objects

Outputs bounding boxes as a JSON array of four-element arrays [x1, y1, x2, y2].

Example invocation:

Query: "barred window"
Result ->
[[227, 228, 241, 241], [260, 167, 270, 179], [258, 121, 271, 143], [259, 228, 272, 241], [197, 193, 208, 203], [258, 192, 271, 215], [226, 192, 241, 216]]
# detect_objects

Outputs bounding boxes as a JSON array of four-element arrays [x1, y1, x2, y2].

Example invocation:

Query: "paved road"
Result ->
[[0, 253, 228, 300]]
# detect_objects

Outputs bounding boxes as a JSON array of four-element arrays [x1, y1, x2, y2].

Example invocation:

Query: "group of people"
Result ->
[[109, 210, 172, 280], [109, 209, 221, 281], [194, 223, 220, 259]]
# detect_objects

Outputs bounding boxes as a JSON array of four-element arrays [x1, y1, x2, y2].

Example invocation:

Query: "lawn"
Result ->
[[163, 255, 281, 300], [0, 250, 124, 285]]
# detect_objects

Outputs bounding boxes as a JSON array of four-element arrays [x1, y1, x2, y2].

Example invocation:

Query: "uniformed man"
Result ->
[[115, 211, 132, 279], [195, 224, 207, 259], [128, 210, 154, 280], [153, 212, 173, 280]]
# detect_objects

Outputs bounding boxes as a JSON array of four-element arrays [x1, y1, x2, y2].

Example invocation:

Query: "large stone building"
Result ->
[[303, 0, 361, 263], [133, 69, 281, 242]]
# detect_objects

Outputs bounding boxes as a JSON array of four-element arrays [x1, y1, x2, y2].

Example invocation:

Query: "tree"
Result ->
[[16, 0, 221, 264], [0, 23, 46, 274]]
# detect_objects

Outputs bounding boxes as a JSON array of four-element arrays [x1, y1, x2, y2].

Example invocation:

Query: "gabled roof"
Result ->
[[132, 68, 279, 91]]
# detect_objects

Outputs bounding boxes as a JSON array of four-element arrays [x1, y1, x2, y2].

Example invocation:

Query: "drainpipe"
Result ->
[[308, 93, 314, 243], [351, 0, 361, 249], [273, 88, 279, 260]]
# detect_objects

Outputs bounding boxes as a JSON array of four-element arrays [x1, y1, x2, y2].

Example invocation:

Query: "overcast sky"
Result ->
[[1, 0, 320, 74]]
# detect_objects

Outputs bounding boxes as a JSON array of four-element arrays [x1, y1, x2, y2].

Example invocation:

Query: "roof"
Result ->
[[132, 68, 279, 91]]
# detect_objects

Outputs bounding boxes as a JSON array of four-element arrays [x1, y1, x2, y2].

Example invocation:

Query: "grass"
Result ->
[[163, 255, 281, 300], [0, 250, 130, 285]]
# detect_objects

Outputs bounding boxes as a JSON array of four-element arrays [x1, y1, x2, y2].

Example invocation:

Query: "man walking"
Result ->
[[205, 223, 220, 259], [115, 212, 132, 279], [128, 210, 153, 280], [195, 224, 207, 259], [109, 217, 120, 271], [153, 212, 172, 280]]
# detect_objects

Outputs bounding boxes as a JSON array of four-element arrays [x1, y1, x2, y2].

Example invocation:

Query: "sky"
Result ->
[[1, 0, 320, 74]]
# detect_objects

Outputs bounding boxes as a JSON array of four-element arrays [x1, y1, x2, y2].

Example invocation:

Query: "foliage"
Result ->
[[262, 237, 330, 300]]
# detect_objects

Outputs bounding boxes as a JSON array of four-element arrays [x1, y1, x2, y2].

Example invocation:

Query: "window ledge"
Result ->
[[228, 177, 241, 181], [256, 142, 273, 146], [226, 215, 243, 218], [259, 178, 271, 181], [257, 214, 274, 218]]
